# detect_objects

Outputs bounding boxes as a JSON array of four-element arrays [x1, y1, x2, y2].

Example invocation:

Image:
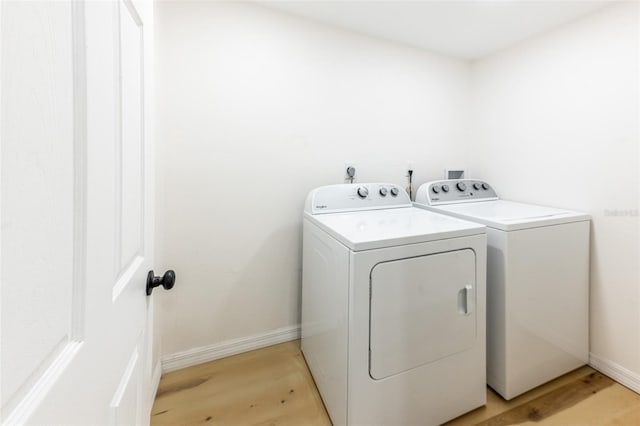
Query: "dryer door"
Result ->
[[369, 249, 477, 380]]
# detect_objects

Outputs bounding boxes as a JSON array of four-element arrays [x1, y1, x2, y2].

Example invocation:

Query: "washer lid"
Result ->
[[431, 200, 590, 231], [305, 206, 485, 251]]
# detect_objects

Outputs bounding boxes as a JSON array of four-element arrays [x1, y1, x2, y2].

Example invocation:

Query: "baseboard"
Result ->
[[161, 325, 301, 373], [589, 352, 640, 394]]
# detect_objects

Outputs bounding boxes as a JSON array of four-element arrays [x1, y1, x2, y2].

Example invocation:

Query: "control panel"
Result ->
[[414, 180, 498, 206], [305, 183, 412, 214]]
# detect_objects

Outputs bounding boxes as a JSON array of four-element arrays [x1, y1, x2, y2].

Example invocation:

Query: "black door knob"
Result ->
[[146, 270, 176, 295]]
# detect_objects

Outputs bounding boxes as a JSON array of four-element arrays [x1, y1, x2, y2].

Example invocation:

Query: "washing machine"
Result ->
[[414, 179, 590, 400], [301, 183, 487, 426]]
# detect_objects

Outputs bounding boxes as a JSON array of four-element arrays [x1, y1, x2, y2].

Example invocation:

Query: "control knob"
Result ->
[[456, 182, 466, 191], [482, 183, 490, 190], [473, 183, 481, 190], [441, 184, 450, 193], [432, 185, 440, 194], [379, 187, 388, 197], [357, 186, 369, 198], [390, 187, 399, 197]]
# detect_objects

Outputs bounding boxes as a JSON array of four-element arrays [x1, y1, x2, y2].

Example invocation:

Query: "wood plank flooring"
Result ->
[[152, 341, 330, 426], [151, 341, 640, 426]]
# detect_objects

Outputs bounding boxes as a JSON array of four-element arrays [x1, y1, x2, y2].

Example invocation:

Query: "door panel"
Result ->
[[0, 0, 78, 417], [118, 0, 144, 274], [0, 1, 156, 424], [369, 250, 477, 380], [109, 0, 152, 422], [110, 346, 140, 425]]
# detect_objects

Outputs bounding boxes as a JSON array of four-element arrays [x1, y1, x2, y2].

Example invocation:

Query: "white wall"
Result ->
[[154, 2, 471, 357], [470, 2, 640, 378], [155, 1, 640, 385]]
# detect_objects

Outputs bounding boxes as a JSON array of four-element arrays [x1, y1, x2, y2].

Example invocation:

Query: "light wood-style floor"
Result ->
[[151, 341, 640, 426]]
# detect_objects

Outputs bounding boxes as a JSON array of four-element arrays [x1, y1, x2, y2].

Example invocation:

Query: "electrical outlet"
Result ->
[[344, 161, 356, 182], [406, 161, 414, 176]]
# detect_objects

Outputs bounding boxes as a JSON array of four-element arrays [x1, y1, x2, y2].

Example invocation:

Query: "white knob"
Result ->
[[357, 186, 369, 198]]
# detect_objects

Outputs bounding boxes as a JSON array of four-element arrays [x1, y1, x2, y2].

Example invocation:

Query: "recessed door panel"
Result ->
[[115, 0, 145, 301], [369, 249, 476, 380], [0, 0, 76, 414]]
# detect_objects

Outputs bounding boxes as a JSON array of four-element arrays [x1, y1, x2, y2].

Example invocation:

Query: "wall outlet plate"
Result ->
[[345, 161, 356, 181], [406, 161, 414, 176]]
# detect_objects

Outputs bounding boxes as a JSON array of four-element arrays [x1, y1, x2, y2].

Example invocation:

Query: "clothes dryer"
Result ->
[[302, 183, 487, 425]]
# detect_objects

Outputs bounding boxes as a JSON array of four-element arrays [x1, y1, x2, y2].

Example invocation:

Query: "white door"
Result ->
[[1, 0, 158, 424], [369, 250, 477, 380]]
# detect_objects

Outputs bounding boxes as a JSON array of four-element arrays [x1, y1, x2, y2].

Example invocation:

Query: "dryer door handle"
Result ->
[[459, 285, 473, 316]]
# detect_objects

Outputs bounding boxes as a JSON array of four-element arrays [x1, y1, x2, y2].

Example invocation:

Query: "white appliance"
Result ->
[[301, 183, 487, 426], [414, 179, 590, 400]]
